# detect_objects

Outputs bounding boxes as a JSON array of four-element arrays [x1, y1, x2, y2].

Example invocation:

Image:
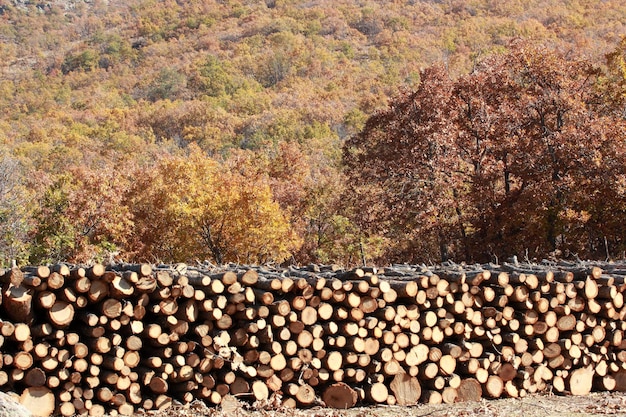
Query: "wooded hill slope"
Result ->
[[1, 0, 626, 266]]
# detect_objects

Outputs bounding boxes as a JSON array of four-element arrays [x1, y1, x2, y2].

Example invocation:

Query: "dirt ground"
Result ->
[[137, 392, 626, 417]]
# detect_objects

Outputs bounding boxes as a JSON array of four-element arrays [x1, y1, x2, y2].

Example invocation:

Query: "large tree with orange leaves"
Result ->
[[344, 42, 626, 263]]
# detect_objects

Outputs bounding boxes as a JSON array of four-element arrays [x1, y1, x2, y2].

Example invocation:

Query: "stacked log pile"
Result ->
[[1, 260, 626, 416]]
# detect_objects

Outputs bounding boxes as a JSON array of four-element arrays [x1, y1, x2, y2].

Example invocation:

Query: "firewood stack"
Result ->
[[0, 260, 626, 416]]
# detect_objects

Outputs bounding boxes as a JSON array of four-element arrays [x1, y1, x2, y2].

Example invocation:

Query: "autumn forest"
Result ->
[[2, 0, 626, 267]]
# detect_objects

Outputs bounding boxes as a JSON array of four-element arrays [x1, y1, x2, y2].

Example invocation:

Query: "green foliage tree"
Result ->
[[147, 67, 188, 101], [0, 153, 32, 266], [61, 48, 101, 74], [30, 166, 133, 263], [192, 54, 237, 97], [30, 174, 79, 263]]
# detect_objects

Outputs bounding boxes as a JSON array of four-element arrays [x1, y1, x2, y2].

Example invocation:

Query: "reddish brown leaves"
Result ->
[[344, 42, 626, 263]]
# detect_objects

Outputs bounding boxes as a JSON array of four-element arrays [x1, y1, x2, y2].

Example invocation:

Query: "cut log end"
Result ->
[[368, 382, 389, 403], [322, 382, 358, 409], [389, 372, 421, 406], [48, 301, 75, 327], [568, 366, 594, 396], [456, 378, 482, 402], [20, 387, 55, 417], [295, 384, 316, 405]]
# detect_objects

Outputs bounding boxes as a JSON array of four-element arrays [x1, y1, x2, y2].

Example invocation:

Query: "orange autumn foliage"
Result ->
[[128, 145, 301, 264]]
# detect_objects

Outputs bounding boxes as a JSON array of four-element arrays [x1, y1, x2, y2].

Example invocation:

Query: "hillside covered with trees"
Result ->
[[1, 0, 626, 266]]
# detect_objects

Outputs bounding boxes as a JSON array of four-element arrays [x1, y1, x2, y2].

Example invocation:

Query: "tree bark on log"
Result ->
[[4, 286, 32, 324]]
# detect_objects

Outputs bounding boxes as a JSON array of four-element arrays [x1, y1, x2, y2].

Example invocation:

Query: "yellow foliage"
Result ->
[[130, 145, 301, 264]]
